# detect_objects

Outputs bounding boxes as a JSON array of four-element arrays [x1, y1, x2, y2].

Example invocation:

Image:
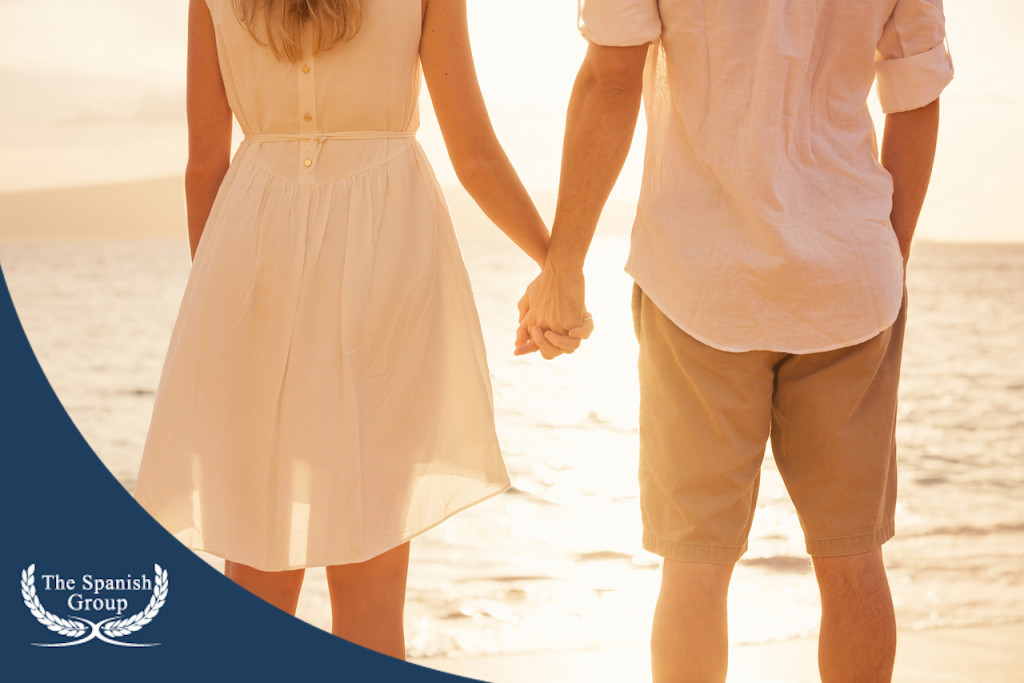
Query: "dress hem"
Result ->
[[160, 481, 512, 573]]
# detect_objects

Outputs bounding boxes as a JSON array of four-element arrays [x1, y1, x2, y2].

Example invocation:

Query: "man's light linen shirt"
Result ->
[[580, 0, 954, 352]]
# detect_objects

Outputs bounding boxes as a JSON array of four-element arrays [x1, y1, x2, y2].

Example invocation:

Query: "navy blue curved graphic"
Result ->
[[0, 265, 478, 682]]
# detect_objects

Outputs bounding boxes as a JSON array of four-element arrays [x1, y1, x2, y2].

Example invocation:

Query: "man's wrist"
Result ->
[[544, 254, 586, 281], [544, 234, 588, 275]]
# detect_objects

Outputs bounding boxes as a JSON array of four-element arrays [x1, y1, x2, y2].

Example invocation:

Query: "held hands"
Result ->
[[514, 265, 594, 359]]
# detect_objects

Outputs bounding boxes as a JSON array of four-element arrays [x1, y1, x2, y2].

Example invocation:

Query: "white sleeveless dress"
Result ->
[[133, 0, 509, 572]]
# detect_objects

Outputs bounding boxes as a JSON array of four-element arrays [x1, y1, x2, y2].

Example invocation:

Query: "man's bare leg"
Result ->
[[813, 548, 896, 683], [651, 559, 734, 683]]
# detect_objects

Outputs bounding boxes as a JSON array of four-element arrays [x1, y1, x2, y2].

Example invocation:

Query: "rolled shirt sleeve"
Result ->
[[875, 0, 954, 113], [578, 0, 662, 46]]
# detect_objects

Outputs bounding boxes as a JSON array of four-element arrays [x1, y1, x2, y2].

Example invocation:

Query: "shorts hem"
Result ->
[[642, 531, 747, 564], [805, 520, 895, 557]]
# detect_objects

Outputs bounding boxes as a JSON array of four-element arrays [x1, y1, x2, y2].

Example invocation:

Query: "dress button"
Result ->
[[301, 64, 310, 74], [304, 158, 312, 167], [303, 113, 312, 122]]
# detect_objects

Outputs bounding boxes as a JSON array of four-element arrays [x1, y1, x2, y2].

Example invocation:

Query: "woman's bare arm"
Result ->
[[185, 0, 233, 260], [419, 0, 549, 267]]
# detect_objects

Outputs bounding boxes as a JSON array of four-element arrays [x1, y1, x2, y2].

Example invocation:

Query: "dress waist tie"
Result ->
[[243, 131, 417, 169]]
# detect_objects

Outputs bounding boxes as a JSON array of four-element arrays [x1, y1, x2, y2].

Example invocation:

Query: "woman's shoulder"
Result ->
[[202, 0, 233, 25]]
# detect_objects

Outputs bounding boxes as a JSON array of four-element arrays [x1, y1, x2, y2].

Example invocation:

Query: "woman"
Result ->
[[134, 0, 588, 658]]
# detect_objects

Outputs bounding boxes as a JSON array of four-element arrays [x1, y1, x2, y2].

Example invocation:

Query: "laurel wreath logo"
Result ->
[[21, 563, 168, 647]]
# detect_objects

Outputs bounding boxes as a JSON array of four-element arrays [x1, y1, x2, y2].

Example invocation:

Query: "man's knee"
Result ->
[[812, 548, 892, 597]]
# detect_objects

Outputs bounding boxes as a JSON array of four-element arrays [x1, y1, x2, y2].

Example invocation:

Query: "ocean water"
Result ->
[[1, 236, 1022, 658]]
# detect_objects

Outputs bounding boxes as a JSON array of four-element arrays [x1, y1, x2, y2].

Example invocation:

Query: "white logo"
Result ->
[[21, 563, 169, 647]]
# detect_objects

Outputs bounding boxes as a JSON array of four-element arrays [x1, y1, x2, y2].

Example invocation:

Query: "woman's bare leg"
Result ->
[[224, 561, 306, 615], [326, 542, 411, 659]]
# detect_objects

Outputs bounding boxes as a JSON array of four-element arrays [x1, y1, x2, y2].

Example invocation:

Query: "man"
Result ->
[[517, 1, 953, 681]]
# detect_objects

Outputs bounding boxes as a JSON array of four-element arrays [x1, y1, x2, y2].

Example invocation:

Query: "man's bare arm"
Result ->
[[880, 97, 941, 266], [516, 41, 648, 358]]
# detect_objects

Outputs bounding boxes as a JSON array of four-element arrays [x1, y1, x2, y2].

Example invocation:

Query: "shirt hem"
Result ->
[[626, 268, 903, 355]]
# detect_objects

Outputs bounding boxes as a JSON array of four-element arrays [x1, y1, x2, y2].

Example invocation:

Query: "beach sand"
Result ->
[[0, 175, 641, 242], [201, 554, 1022, 683], [204, 556, 1024, 682], [0, 177, 187, 241], [411, 623, 1024, 683]]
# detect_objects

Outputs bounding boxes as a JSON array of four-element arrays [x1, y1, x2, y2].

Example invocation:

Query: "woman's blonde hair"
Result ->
[[232, 0, 362, 62]]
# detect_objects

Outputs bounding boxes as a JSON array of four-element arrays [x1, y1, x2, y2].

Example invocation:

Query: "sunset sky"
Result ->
[[0, 0, 1021, 241]]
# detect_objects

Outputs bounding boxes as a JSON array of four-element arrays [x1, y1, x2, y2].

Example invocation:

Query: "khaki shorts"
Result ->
[[632, 284, 907, 563]]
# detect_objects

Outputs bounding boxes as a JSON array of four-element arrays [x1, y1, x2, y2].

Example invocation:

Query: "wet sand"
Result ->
[[412, 623, 1024, 682]]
